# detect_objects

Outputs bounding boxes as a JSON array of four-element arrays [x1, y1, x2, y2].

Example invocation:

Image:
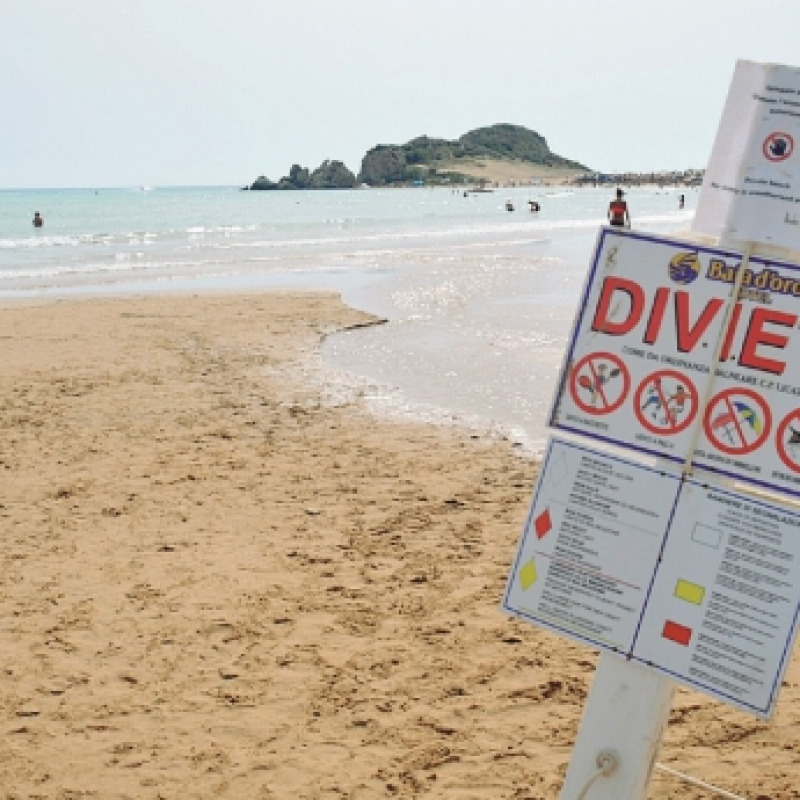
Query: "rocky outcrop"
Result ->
[[357, 146, 416, 187], [249, 175, 278, 190], [356, 124, 588, 187], [458, 124, 585, 168], [248, 123, 589, 190], [249, 160, 356, 190], [308, 160, 356, 189]]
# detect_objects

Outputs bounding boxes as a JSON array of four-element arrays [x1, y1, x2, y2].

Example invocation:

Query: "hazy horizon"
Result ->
[[4, 0, 800, 189]]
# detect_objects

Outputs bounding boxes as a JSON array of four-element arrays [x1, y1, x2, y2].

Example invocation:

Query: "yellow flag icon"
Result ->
[[519, 558, 538, 591]]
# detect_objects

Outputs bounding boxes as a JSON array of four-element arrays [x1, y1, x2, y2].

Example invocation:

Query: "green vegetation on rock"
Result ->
[[309, 160, 357, 189], [459, 124, 584, 167], [250, 160, 356, 190], [358, 124, 588, 187], [248, 123, 588, 190]]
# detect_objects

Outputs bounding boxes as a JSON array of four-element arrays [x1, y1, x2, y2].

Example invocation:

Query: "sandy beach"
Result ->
[[1, 292, 798, 799]]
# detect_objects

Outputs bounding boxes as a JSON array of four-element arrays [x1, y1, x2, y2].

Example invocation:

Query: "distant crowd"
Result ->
[[570, 169, 703, 188]]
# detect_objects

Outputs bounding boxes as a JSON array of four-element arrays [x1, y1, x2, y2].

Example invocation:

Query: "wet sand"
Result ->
[[1, 292, 798, 798]]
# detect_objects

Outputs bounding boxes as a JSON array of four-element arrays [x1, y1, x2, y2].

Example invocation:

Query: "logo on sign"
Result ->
[[762, 132, 794, 162], [668, 252, 701, 285]]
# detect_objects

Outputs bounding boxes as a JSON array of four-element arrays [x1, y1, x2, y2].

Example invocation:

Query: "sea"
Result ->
[[0, 184, 696, 454]]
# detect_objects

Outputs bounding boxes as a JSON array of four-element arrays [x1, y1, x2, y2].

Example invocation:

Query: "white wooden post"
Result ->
[[558, 654, 675, 799]]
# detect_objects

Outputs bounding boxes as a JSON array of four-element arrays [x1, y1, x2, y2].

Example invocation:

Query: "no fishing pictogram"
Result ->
[[762, 131, 794, 163], [703, 388, 771, 456], [633, 370, 699, 435], [776, 409, 800, 473], [569, 352, 630, 415]]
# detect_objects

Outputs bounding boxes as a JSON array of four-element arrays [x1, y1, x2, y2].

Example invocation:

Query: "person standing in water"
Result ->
[[607, 188, 630, 228], [33, 211, 43, 228]]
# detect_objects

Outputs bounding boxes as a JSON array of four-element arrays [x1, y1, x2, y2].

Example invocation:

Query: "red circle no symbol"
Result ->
[[776, 409, 800, 473], [634, 370, 698, 435], [703, 388, 771, 456], [569, 352, 630, 415], [763, 132, 794, 162]]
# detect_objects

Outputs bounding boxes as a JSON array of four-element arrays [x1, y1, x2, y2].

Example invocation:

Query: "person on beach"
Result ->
[[607, 188, 630, 228], [528, 200, 540, 212], [33, 211, 43, 228]]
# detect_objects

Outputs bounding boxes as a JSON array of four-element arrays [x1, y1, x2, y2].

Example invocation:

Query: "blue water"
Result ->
[[0, 184, 696, 452]]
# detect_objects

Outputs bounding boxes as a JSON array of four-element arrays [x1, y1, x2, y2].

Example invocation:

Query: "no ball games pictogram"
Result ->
[[776, 409, 800, 473], [569, 352, 630, 415], [703, 388, 771, 456], [762, 131, 794, 162], [633, 370, 699, 435]]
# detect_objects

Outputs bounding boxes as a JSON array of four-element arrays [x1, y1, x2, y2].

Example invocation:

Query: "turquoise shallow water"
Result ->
[[0, 184, 696, 450]]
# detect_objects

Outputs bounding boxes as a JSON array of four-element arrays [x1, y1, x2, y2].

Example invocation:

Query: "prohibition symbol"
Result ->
[[703, 388, 771, 456], [634, 370, 698, 435], [569, 351, 630, 415], [776, 409, 800, 473], [762, 131, 794, 162]]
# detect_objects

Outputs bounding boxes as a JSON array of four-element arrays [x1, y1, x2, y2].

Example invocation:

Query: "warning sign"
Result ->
[[702, 388, 771, 455], [502, 438, 800, 718], [692, 60, 800, 250], [635, 477, 800, 718], [776, 410, 800, 473], [634, 370, 698, 435], [762, 131, 794, 162], [569, 352, 629, 414], [502, 439, 680, 652], [549, 227, 800, 499]]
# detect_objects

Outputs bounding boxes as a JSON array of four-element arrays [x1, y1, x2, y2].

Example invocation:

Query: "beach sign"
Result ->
[[692, 59, 800, 251], [510, 59, 800, 799], [548, 227, 800, 499], [502, 438, 800, 718]]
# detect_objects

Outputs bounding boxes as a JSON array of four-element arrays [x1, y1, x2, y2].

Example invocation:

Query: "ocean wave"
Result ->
[[203, 218, 597, 251], [0, 226, 256, 251], [185, 225, 254, 235], [0, 256, 227, 281], [0, 233, 113, 249]]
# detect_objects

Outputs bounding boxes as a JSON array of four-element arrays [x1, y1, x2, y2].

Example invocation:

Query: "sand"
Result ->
[[436, 158, 583, 187], [1, 291, 798, 799]]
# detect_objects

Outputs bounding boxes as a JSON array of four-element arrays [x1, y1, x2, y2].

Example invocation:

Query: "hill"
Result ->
[[248, 124, 589, 190], [358, 124, 589, 187]]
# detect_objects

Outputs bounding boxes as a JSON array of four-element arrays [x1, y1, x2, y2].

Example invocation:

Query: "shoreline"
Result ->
[[2, 291, 798, 798]]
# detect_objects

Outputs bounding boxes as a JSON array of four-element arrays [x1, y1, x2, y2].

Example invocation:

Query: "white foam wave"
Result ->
[[0, 256, 226, 281], [0, 233, 111, 249]]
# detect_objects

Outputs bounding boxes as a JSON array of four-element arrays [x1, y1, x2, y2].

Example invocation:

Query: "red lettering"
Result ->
[[675, 293, 725, 353], [591, 277, 645, 335], [643, 288, 669, 345], [590, 282, 795, 373], [739, 307, 797, 375]]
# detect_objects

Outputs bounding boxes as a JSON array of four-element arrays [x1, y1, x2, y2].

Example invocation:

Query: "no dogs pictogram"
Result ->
[[633, 370, 698, 435], [569, 352, 630, 415], [703, 388, 771, 456], [762, 132, 794, 162], [776, 409, 800, 473]]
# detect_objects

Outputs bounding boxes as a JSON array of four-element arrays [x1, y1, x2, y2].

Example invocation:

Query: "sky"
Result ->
[[4, 0, 800, 189]]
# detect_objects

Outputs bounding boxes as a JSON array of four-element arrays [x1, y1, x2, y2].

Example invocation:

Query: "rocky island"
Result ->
[[247, 123, 589, 190], [249, 160, 356, 191]]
